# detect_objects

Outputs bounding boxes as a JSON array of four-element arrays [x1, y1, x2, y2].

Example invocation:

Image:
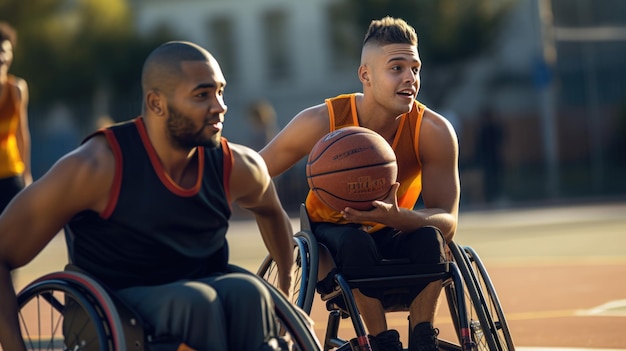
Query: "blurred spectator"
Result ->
[[475, 106, 505, 203], [0, 21, 31, 213], [42, 103, 79, 167], [246, 99, 305, 212], [95, 114, 115, 130], [246, 99, 278, 151]]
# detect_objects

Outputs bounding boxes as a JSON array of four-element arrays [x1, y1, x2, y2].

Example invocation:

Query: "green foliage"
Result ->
[[0, 0, 174, 108], [346, 0, 515, 66], [0, 0, 515, 112]]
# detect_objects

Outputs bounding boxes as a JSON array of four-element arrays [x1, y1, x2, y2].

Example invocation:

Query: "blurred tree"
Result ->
[[0, 0, 173, 127], [344, 0, 516, 107]]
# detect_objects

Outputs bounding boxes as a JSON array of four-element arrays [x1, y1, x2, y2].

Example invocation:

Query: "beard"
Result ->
[[166, 105, 220, 149]]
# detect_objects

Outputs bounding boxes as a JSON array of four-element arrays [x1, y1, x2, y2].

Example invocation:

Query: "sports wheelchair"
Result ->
[[258, 205, 514, 351], [15, 227, 321, 351]]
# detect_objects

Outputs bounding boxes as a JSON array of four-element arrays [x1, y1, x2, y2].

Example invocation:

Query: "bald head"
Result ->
[[141, 41, 216, 99]]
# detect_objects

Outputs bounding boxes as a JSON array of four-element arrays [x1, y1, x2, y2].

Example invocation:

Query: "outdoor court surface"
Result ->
[[12, 201, 626, 350]]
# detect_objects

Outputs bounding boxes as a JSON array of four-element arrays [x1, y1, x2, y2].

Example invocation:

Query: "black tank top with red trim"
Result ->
[[67, 118, 232, 290]]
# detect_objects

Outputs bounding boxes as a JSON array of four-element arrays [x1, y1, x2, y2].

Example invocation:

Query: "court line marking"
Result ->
[[581, 299, 626, 317], [480, 256, 626, 267], [317, 302, 626, 331], [316, 297, 626, 324]]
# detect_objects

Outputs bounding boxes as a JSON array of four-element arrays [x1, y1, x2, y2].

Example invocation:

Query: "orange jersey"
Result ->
[[306, 93, 425, 233], [0, 75, 24, 178]]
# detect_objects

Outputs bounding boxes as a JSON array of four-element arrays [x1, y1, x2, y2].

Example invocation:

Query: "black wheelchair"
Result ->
[[258, 205, 515, 351], [15, 227, 321, 351]]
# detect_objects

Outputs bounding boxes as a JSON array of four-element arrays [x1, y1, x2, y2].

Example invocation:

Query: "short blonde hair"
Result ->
[[363, 16, 418, 47]]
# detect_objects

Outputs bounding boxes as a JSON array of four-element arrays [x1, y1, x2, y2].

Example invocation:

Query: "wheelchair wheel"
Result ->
[[263, 280, 322, 350], [17, 272, 126, 351], [448, 243, 501, 351], [462, 246, 515, 351], [258, 230, 318, 314], [228, 264, 321, 350]]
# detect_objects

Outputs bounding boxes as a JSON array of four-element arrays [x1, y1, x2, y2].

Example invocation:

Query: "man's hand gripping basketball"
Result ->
[[341, 182, 400, 228]]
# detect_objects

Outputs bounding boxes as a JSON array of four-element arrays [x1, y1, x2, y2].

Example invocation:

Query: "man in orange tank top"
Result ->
[[0, 22, 31, 213], [261, 17, 460, 351]]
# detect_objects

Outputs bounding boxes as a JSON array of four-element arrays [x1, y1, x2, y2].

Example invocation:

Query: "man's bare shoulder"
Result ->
[[418, 107, 459, 164], [285, 102, 331, 142], [227, 142, 272, 205], [229, 142, 265, 173], [295, 102, 330, 124], [421, 107, 457, 139], [260, 100, 331, 176], [53, 135, 115, 211], [8, 134, 116, 222], [67, 135, 114, 170], [7, 76, 28, 100]]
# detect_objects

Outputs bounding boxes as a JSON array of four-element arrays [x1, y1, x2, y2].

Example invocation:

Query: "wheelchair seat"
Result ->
[[258, 204, 515, 351], [316, 249, 450, 313], [16, 226, 322, 350]]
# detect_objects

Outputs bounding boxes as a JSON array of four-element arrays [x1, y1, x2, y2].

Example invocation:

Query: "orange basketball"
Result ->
[[306, 126, 398, 212]]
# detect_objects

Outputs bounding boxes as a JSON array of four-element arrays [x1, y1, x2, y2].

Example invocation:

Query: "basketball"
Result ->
[[306, 126, 398, 212]]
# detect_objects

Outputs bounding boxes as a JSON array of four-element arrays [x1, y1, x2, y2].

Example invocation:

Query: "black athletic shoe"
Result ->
[[371, 329, 403, 351], [409, 322, 439, 351]]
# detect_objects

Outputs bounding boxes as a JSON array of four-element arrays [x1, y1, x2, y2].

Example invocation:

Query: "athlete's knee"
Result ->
[[216, 273, 272, 304], [408, 226, 446, 263], [336, 229, 377, 260], [170, 281, 219, 313], [164, 282, 222, 325]]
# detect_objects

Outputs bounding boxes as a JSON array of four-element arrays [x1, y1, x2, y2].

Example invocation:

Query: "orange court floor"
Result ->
[[10, 201, 626, 350]]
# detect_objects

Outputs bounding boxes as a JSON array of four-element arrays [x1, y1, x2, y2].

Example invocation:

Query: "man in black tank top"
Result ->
[[0, 41, 295, 351]]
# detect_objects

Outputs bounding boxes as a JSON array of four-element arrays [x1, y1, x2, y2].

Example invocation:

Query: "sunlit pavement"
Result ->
[[12, 200, 626, 350]]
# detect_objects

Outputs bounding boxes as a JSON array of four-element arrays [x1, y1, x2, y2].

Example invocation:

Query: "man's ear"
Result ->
[[358, 65, 370, 86], [146, 91, 165, 116]]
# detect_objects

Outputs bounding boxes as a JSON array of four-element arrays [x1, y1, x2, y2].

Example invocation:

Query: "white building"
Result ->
[[129, 0, 363, 144], [128, 0, 626, 204]]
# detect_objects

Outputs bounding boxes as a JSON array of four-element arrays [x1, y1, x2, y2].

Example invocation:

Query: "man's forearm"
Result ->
[[260, 213, 294, 272], [0, 264, 26, 351]]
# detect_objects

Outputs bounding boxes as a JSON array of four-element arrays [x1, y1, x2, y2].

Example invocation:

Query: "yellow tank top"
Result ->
[[0, 75, 25, 178], [306, 93, 425, 233]]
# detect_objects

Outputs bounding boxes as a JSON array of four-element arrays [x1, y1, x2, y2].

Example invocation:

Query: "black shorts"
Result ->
[[0, 175, 24, 213], [312, 222, 446, 309]]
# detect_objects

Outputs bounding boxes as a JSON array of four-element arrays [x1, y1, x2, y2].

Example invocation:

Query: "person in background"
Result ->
[[475, 106, 505, 204], [247, 99, 279, 151], [0, 21, 31, 213]]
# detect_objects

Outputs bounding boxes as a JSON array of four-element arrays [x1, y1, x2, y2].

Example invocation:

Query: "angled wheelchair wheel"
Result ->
[[448, 242, 503, 351], [17, 271, 127, 351], [437, 263, 475, 351], [229, 264, 321, 350], [264, 280, 322, 350], [258, 230, 318, 314], [462, 246, 515, 351]]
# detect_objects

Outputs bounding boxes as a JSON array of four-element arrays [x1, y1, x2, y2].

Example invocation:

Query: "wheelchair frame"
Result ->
[[258, 204, 514, 351], [16, 229, 321, 351]]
